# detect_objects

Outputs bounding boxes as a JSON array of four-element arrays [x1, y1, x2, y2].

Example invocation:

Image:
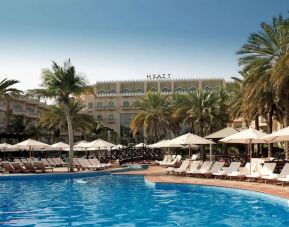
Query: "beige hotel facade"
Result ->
[[80, 77, 227, 143]]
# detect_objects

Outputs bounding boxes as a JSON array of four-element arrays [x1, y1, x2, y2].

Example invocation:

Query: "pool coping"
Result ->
[[0, 167, 129, 180], [113, 165, 289, 201], [144, 176, 289, 202]]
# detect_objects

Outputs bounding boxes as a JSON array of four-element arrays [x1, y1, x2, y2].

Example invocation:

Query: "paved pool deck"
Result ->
[[114, 165, 289, 200]]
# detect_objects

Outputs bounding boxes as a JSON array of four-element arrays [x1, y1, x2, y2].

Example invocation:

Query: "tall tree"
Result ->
[[237, 15, 289, 158], [29, 60, 92, 171], [0, 78, 22, 132], [130, 92, 172, 143]]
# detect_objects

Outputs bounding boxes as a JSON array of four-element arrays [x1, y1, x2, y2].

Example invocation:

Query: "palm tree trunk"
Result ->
[[65, 106, 74, 172], [268, 106, 274, 158], [284, 100, 289, 159], [254, 116, 260, 157]]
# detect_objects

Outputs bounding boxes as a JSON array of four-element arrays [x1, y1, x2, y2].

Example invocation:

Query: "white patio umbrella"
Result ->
[[263, 126, 289, 143], [44, 142, 69, 151], [14, 139, 50, 157], [85, 139, 115, 151], [0, 143, 19, 159], [135, 143, 148, 148], [70, 140, 89, 151], [150, 140, 170, 148], [219, 128, 268, 173], [111, 144, 126, 150], [170, 133, 215, 159]]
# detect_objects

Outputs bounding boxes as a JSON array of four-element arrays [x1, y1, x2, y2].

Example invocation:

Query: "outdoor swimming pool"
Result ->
[[0, 173, 289, 226]]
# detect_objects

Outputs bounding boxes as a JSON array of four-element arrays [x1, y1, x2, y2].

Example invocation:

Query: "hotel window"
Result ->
[[108, 114, 114, 122], [88, 102, 93, 109], [27, 108, 34, 113], [96, 114, 103, 121], [123, 101, 129, 108], [96, 102, 103, 109], [14, 104, 23, 111], [108, 101, 114, 109]]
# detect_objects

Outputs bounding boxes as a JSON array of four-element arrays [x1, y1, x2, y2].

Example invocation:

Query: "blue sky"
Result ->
[[0, 0, 288, 90]]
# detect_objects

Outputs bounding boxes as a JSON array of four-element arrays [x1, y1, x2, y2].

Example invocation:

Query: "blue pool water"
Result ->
[[0, 174, 289, 226]]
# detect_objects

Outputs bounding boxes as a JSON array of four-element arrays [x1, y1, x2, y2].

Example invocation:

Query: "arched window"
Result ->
[[123, 101, 129, 108], [96, 102, 103, 109], [108, 101, 114, 109], [26, 107, 34, 113], [96, 114, 103, 121], [14, 104, 23, 110], [88, 102, 93, 109], [107, 114, 114, 122]]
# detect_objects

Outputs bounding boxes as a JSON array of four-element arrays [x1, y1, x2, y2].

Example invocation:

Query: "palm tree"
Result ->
[[130, 92, 172, 143], [237, 15, 289, 157], [185, 89, 221, 136], [0, 78, 22, 132], [40, 100, 96, 142], [29, 60, 92, 171]]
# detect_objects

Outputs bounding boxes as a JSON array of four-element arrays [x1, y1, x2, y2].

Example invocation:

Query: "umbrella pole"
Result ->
[[210, 143, 213, 162], [189, 145, 191, 163], [249, 139, 252, 174]]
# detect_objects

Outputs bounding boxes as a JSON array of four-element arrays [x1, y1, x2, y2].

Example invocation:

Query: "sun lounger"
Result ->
[[89, 158, 110, 169], [159, 155, 175, 165], [53, 158, 67, 166], [246, 162, 276, 181], [227, 163, 256, 180], [1, 161, 17, 173], [156, 155, 169, 165], [194, 161, 213, 174], [262, 163, 289, 184], [75, 158, 100, 170], [10, 162, 28, 173], [47, 158, 58, 167], [166, 159, 190, 175], [22, 162, 37, 173], [213, 162, 241, 178], [160, 155, 182, 167], [198, 161, 225, 177], [41, 158, 53, 167], [33, 161, 54, 173], [186, 161, 202, 175]]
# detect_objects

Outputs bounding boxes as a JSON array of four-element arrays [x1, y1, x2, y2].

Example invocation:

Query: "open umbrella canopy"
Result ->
[[0, 143, 19, 152], [219, 128, 267, 144], [14, 139, 50, 150], [86, 139, 115, 151], [205, 127, 240, 140], [150, 140, 185, 148], [170, 133, 215, 145], [44, 142, 69, 151], [135, 143, 149, 148], [263, 126, 289, 143], [150, 140, 170, 148], [111, 144, 127, 150]]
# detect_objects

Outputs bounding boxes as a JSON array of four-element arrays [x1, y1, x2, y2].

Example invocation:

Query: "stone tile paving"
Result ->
[[114, 165, 289, 200]]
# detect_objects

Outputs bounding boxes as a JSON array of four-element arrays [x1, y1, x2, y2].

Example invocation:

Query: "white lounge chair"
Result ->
[[161, 155, 182, 167], [227, 163, 256, 180], [246, 162, 276, 181], [166, 159, 190, 175], [186, 161, 202, 175], [262, 163, 289, 184], [213, 162, 241, 178], [194, 161, 213, 174], [198, 161, 225, 177]]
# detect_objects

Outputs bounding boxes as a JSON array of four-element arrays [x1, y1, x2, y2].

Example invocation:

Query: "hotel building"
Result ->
[[80, 77, 227, 142]]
